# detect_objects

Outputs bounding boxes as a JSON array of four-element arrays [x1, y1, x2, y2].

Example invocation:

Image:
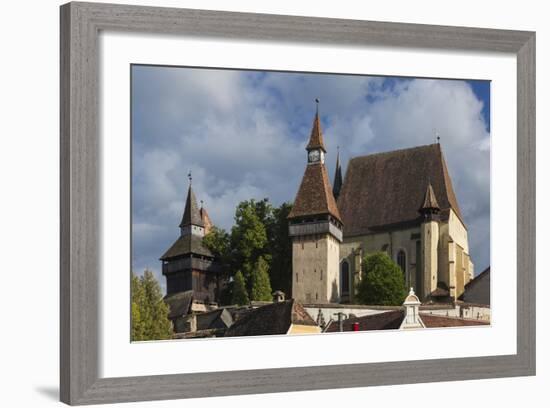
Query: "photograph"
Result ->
[[130, 65, 491, 341]]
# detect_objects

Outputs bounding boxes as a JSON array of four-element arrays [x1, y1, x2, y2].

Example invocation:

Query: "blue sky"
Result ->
[[131, 65, 490, 292]]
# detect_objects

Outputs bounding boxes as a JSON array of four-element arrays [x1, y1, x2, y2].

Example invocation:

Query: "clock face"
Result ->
[[308, 149, 320, 162]]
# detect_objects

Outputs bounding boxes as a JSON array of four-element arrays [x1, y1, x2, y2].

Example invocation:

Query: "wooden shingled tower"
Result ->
[[288, 102, 343, 304], [161, 178, 221, 303]]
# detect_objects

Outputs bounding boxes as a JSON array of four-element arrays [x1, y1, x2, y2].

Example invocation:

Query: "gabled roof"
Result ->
[[160, 234, 213, 260], [325, 310, 405, 332], [464, 266, 490, 290], [164, 290, 193, 319], [306, 112, 326, 152], [196, 308, 234, 331], [179, 185, 204, 228], [288, 163, 342, 222], [337, 144, 463, 236], [224, 300, 317, 337]]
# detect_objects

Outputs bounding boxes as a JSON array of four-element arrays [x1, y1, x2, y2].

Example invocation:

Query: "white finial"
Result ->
[[409, 287, 415, 296]]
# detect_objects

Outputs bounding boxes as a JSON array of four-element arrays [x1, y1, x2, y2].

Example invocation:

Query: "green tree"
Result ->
[[203, 226, 231, 277], [355, 252, 407, 306], [267, 202, 293, 296], [131, 272, 146, 340], [202, 199, 292, 304], [203, 226, 230, 262], [231, 270, 250, 305], [250, 256, 273, 301], [131, 270, 173, 341], [231, 200, 269, 264]]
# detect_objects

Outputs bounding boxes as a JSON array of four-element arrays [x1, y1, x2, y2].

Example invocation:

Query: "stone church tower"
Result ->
[[160, 178, 220, 302], [419, 182, 440, 300], [288, 106, 343, 303]]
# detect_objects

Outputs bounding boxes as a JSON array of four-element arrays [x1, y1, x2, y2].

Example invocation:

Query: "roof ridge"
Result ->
[[437, 145, 464, 223], [349, 143, 439, 162]]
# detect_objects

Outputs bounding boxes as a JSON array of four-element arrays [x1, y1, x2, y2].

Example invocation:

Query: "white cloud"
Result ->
[[132, 67, 490, 286]]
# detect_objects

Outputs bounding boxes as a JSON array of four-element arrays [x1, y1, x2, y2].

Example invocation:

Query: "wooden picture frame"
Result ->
[[60, 2, 535, 405]]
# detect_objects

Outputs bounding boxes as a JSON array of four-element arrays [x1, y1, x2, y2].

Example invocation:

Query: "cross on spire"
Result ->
[[188, 171, 192, 184], [433, 128, 441, 144]]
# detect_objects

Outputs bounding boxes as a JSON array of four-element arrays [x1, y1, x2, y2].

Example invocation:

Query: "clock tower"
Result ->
[[288, 103, 343, 304]]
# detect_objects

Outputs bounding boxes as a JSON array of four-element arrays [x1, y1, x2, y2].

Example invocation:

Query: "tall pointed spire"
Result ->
[[289, 103, 342, 224], [179, 179, 204, 229], [306, 99, 326, 152], [333, 146, 343, 200]]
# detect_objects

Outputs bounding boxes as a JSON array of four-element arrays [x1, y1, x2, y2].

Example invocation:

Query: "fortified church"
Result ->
[[160, 105, 475, 309], [288, 106, 474, 304]]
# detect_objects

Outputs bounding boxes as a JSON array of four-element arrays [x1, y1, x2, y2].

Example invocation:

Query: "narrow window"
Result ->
[[397, 250, 407, 277], [341, 261, 350, 296]]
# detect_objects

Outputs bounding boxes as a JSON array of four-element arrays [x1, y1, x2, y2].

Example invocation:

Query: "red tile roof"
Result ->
[[306, 112, 326, 152], [288, 163, 342, 222], [420, 313, 489, 328]]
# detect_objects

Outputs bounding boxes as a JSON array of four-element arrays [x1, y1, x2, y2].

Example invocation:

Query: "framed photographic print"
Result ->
[[60, 1, 535, 405]]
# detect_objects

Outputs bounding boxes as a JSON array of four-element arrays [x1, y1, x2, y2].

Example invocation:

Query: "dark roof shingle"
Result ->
[[164, 290, 193, 319], [160, 234, 213, 260], [196, 308, 233, 330], [333, 149, 343, 200], [420, 182, 440, 211], [225, 300, 317, 337], [325, 310, 405, 332], [337, 144, 462, 236], [179, 185, 204, 228]]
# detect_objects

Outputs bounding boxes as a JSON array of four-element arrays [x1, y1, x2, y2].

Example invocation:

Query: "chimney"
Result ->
[[400, 288, 425, 329], [334, 312, 348, 332], [272, 291, 285, 303]]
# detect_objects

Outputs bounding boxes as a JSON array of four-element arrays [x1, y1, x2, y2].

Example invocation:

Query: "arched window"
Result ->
[[341, 260, 350, 296], [397, 250, 407, 276]]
